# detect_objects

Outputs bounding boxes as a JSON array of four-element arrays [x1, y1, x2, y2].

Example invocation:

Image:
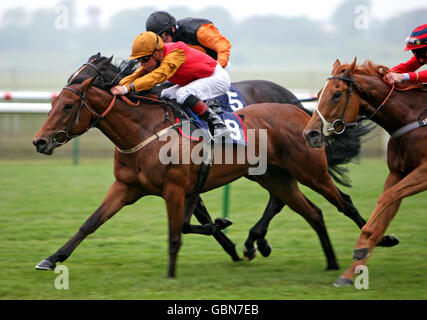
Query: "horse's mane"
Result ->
[[67, 53, 139, 89], [335, 59, 427, 94], [333, 60, 390, 78]]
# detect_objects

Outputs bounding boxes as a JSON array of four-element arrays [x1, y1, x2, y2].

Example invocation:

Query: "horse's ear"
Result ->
[[88, 52, 101, 62], [98, 55, 113, 69], [332, 59, 341, 74], [349, 57, 358, 74]]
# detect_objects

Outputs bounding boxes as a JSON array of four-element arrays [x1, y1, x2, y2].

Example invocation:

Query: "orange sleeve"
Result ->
[[122, 49, 186, 92], [197, 23, 231, 68], [119, 66, 147, 86]]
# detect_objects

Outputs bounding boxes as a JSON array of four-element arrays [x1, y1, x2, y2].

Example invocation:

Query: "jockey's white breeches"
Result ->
[[160, 63, 231, 104]]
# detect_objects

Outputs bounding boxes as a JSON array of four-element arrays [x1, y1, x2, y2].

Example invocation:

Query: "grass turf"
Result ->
[[0, 158, 425, 299]]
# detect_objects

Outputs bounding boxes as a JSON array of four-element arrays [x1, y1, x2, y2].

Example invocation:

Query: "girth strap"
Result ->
[[391, 117, 427, 139], [191, 143, 213, 195]]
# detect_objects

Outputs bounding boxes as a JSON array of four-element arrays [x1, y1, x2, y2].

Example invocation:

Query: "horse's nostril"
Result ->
[[308, 130, 321, 139], [304, 130, 321, 140], [33, 138, 47, 148]]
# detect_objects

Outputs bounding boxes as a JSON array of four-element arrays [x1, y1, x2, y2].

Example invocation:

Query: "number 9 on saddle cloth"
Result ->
[[174, 85, 248, 145]]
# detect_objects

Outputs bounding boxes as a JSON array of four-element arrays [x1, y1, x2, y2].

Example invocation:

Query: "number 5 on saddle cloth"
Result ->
[[175, 85, 248, 146]]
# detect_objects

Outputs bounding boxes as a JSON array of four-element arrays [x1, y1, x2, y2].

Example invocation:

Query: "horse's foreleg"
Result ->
[[184, 195, 241, 261], [35, 181, 144, 270], [334, 196, 402, 287], [164, 184, 186, 278], [334, 167, 427, 286], [182, 195, 222, 236], [243, 193, 284, 261]]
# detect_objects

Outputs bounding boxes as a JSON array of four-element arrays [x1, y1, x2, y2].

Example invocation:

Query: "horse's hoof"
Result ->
[[243, 245, 257, 261], [353, 248, 370, 261], [232, 255, 244, 262], [376, 234, 399, 247], [35, 259, 56, 270], [214, 218, 233, 230], [333, 277, 353, 287], [256, 239, 272, 257]]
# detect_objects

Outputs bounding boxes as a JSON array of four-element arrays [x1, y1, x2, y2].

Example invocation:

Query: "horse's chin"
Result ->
[[305, 139, 323, 149], [33, 138, 61, 155], [304, 134, 324, 148], [35, 145, 55, 155]]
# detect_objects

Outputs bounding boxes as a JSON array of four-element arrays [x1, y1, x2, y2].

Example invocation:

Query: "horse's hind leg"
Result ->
[[35, 181, 144, 270], [254, 173, 339, 270], [243, 193, 284, 261], [187, 195, 241, 261]]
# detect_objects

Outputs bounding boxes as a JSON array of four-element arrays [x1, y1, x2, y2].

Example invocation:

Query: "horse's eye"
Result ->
[[332, 91, 342, 101], [64, 103, 73, 110]]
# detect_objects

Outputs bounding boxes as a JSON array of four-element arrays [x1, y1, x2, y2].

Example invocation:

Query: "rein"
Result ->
[[368, 76, 423, 120]]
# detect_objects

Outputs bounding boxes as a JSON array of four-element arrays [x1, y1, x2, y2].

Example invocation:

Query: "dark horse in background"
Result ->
[[33, 55, 397, 278], [303, 58, 426, 286]]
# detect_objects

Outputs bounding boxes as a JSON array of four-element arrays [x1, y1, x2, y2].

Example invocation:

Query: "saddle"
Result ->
[[127, 86, 248, 194]]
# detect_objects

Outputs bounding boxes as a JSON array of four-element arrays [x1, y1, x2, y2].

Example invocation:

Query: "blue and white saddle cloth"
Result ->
[[176, 85, 248, 145]]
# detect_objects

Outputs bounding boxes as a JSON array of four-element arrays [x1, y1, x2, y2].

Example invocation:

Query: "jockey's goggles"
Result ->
[[405, 37, 427, 46], [137, 35, 159, 63]]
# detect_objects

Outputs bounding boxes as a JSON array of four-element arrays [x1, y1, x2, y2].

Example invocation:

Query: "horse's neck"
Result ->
[[359, 76, 425, 135], [88, 88, 169, 150]]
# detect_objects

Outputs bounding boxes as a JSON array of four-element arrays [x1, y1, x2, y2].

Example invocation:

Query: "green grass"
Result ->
[[0, 158, 425, 300]]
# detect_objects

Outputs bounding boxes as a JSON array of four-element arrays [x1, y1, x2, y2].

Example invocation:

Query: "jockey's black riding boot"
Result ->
[[183, 95, 231, 142]]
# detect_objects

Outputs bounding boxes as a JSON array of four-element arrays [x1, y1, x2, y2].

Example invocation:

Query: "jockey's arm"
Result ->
[[197, 23, 231, 68], [122, 49, 186, 93], [390, 55, 427, 83], [119, 66, 148, 87]]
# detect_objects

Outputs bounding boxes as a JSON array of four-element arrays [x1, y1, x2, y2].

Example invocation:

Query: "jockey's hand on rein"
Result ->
[[110, 85, 128, 95], [385, 72, 405, 84]]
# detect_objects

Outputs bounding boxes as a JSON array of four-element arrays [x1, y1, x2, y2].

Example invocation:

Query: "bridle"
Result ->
[[316, 75, 395, 136], [52, 61, 117, 144]]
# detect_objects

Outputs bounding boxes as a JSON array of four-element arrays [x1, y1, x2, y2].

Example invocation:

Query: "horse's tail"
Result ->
[[324, 119, 376, 187]]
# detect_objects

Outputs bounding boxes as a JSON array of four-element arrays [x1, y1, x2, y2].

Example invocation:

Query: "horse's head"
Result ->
[[33, 54, 119, 155], [303, 57, 369, 148], [32, 77, 99, 154]]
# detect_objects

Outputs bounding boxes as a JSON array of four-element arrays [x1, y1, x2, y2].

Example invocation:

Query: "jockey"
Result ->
[[385, 24, 427, 84], [110, 31, 232, 142], [145, 11, 232, 70]]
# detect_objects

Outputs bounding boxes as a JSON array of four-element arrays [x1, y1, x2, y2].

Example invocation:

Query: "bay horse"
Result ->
[[303, 58, 427, 286], [33, 56, 396, 278]]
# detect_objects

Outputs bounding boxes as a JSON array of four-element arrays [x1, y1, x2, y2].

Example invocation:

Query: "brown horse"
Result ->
[[303, 58, 427, 286], [32, 57, 395, 278]]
